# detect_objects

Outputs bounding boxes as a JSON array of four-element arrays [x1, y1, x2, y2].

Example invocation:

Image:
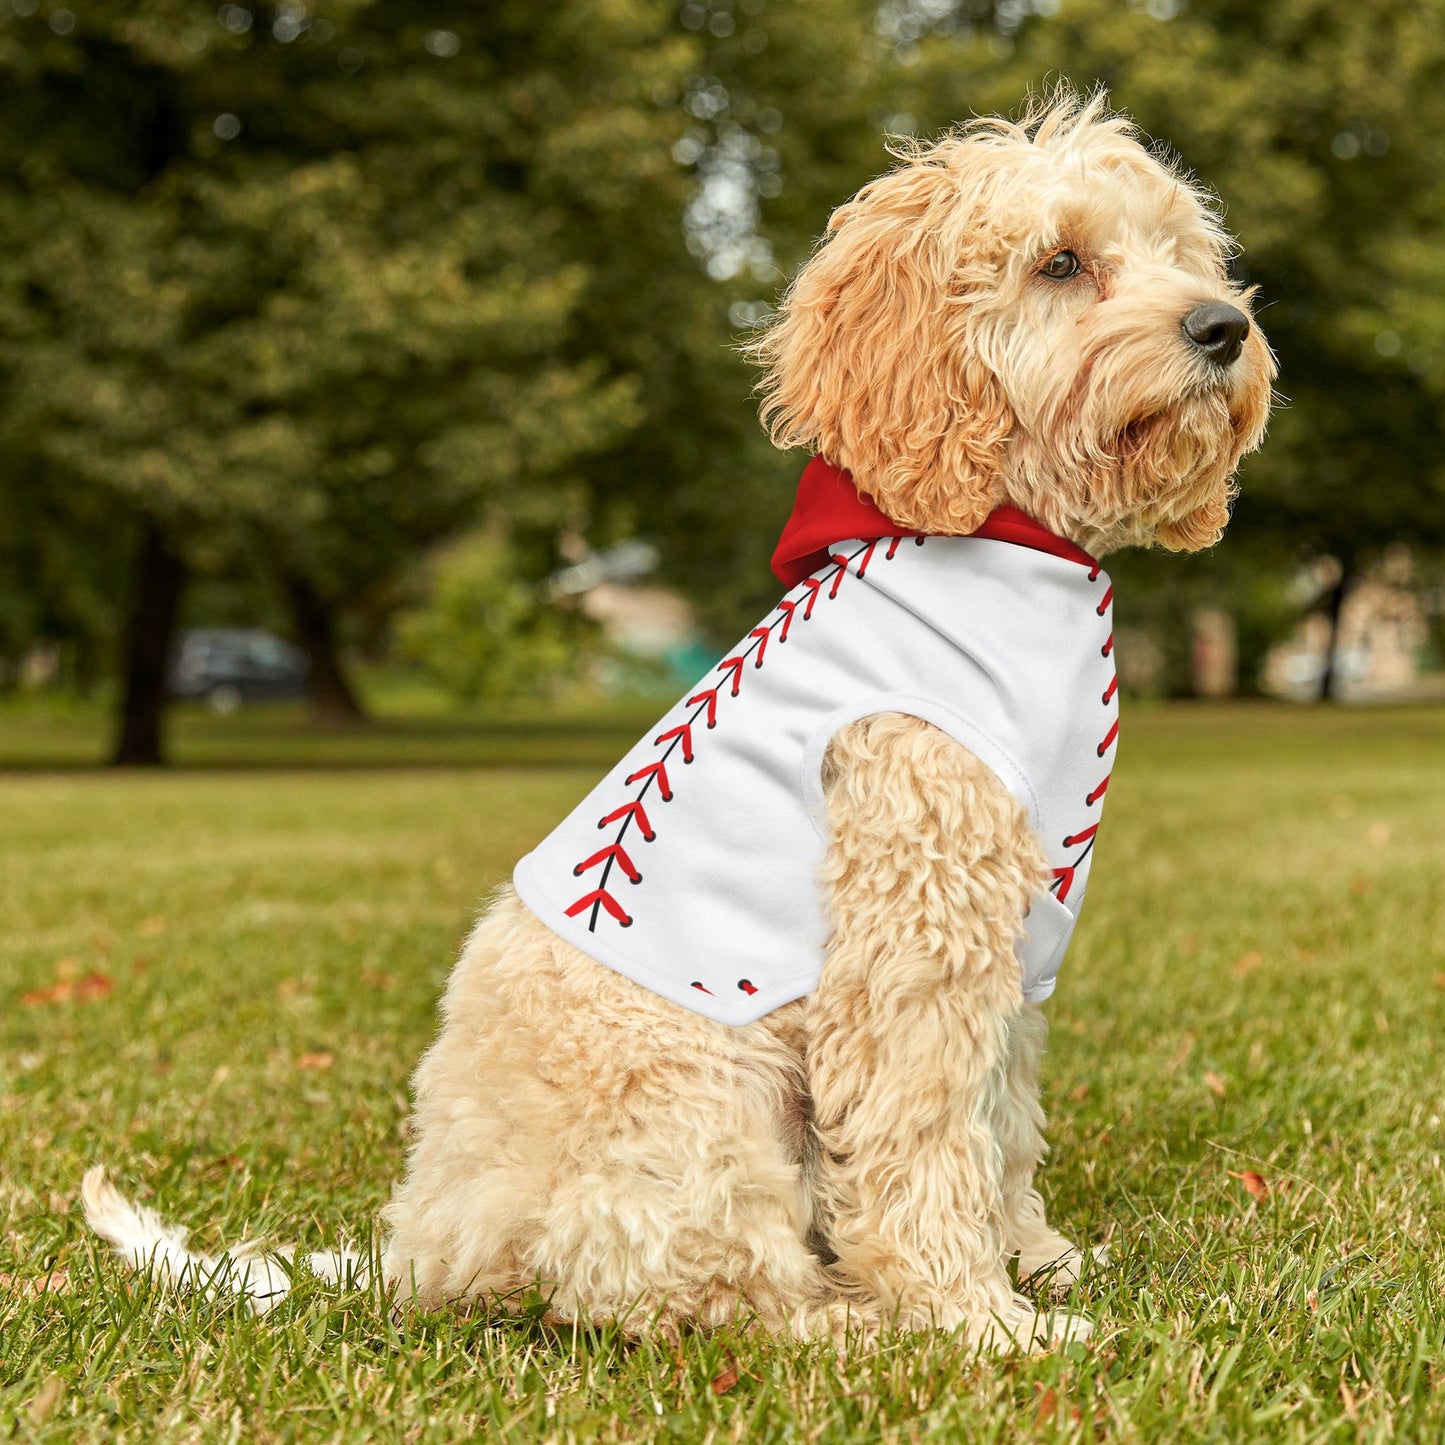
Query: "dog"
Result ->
[[85, 90, 1273, 1351]]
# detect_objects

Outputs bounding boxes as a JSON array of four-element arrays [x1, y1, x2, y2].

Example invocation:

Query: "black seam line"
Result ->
[[586, 543, 868, 932]]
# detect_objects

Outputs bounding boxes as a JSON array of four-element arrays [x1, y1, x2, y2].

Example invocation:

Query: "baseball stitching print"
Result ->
[[1051, 563, 1117, 904], [565, 535, 906, 995]]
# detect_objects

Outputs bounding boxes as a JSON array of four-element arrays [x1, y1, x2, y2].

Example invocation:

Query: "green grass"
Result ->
[[2, 702, 1444, 1442]]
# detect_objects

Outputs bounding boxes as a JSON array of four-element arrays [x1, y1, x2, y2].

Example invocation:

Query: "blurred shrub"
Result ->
[[396, 534, 598, 705]]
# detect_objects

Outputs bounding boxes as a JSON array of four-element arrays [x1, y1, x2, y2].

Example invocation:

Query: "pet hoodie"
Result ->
[[512, 458, 1119, 1027]]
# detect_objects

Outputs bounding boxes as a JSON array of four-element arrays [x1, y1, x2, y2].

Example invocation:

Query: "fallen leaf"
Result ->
[[27, 1374, 64, 1423], [711, 1358, 740, 1396], [1035, 1385, 1058, 1424], [1167, 1033, 1196, 1073], [0, 1268, 70, 1299], [1229, 1169, 1268, 1201], [21, 972, 113, 1006], [1232, 950, 1263, 977], [1204, 1070, 1227, 1098], [295, 1051, 334, 1071]]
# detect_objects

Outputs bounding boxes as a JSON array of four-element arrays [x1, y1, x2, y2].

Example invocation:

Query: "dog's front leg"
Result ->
[[807, 713, 1088, 1350]]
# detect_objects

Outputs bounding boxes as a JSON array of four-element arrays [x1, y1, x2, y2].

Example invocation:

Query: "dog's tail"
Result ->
[[81, 1165, 368, 1315]]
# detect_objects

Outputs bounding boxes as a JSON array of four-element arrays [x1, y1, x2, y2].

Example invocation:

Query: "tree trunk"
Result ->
[[112, 524, 187, 766], [281, 571, 366, 725], [1317, 555, 1355, 703]]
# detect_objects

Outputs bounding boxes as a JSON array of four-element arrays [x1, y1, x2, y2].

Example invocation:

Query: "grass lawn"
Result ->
[[2, 701, 1444, 1442]]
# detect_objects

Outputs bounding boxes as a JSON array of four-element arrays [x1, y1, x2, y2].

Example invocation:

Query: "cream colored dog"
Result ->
[[85, 92, 1273, 1351]]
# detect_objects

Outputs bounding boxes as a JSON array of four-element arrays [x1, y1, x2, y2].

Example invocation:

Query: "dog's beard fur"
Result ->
[[1008, 325, 1272, 556]]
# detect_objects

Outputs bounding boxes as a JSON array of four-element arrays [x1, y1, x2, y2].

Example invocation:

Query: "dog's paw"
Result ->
[[972, 1295, 1093, 1353], [1018, 1240, 1110, 1293]]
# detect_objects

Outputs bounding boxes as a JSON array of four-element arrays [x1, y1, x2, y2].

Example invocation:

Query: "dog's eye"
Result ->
[[1040, 250, 1081, 280]]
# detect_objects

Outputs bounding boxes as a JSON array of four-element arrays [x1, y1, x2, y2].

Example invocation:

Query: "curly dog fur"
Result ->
[[85, 89, 1274, 1351]]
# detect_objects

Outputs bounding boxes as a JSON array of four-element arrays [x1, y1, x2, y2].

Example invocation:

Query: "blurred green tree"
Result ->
[[0, 1, 706, 758]]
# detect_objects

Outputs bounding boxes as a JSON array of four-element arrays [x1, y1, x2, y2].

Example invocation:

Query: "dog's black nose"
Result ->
[[1182, 302, 1250, 367]]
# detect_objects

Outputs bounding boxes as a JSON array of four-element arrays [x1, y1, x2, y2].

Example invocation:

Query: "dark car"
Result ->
[[169, 629, 310, 712]]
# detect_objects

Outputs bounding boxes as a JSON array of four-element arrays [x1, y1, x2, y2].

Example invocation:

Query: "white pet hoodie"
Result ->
[[513, 458, 1119, 1027]]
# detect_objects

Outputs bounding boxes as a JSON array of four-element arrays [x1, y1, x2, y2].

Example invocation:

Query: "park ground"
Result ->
[[1, 699, 1443, 1442]]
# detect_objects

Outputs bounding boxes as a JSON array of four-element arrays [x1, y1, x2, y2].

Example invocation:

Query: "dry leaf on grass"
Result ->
[[21, 972, 114, 1006], [1167, 1033, 1196, 1073], [1034, 1386, 1058, 1424], [710, 1358, 740, 1396], [0, 1268, 70, 1299], [1204, 1070, 1227, 1098], [1232, 950, 1263, 977], [295, 1051, 334, 1071], [1228, 1169, 1269, 1201], [27, 1375, 65, 1424]]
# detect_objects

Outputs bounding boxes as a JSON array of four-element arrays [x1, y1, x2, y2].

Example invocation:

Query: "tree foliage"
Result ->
[[3, 0, 1442, 736]]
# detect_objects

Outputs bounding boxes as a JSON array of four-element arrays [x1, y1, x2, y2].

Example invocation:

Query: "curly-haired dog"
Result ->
[[85, 92, 1273, 1350]]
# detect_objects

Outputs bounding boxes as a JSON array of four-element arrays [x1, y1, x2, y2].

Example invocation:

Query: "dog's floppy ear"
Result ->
[[750, 149, 1012, 534]]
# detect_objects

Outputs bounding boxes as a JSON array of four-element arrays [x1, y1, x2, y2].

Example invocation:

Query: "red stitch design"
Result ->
[[1096, 718, 1119, 757], [1061, 825, 1098, 848], [886, 537, 902, 560], [717, 655, 746, 697], [856, 539, 878, 577], [687, 687, 720, 728], [571, 541, 872, 933], [573, 842, 642, 884], [1051, 865, 1076, 904], [654, 723, 694, 763], [1086, 775, 1110, 806], [1101, 632, 1114, 657], [566, 889, 632, 926], [597, 799, 656, 841], [1095, 583, 1114, 616], [1102, 674, 1118, 704], [625, 759, 673, 801], [775, 598, 798, 642], [737, 979, 758, 995], [691, 981, 712, 994]]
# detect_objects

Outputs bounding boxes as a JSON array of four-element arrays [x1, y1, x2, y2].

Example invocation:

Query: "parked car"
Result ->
[[169, 629, 310, 712]]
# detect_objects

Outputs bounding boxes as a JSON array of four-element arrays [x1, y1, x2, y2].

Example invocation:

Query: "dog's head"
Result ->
[[751, 90, 1275, 554]]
